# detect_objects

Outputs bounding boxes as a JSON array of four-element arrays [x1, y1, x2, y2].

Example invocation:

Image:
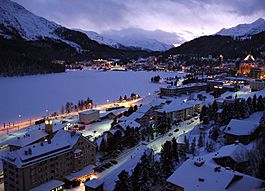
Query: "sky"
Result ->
[[13, 0, 265, 45]]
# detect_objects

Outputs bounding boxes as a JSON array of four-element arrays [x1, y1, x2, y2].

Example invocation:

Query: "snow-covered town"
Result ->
[[1, 0, 265, 191]]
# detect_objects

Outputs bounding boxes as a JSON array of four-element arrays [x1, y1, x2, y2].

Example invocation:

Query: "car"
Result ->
[[110, 160, 118, 165], [168, 133, 173, 136], [174, 129, 179, 132]]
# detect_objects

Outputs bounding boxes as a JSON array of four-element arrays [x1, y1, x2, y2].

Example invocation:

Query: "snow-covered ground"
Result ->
[[0, 70, 179, 124]]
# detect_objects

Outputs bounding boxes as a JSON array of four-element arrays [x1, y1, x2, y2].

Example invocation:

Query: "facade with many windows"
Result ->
[[3, 130, 96, 191]]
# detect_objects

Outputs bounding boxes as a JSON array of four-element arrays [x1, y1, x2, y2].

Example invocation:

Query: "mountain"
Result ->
[[76, 28, 175, 51], [0, 0, 150, 76], [216, 18, 265, 38], [164, 31, 265, 59], [101, 28, 175, 51], [74, 29, 123, 49]]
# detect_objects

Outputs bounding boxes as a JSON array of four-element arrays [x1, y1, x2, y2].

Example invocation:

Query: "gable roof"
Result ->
[[3, 130, 81, 168], [167, 159, 263, 191]]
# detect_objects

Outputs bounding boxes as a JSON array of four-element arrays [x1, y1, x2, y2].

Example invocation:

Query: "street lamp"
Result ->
[[18, 114, 21, 130], [45, 109, 49, 117], [106, 99, 109, 103]]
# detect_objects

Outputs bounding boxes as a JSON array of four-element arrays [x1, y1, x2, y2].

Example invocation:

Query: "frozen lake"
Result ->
[[0, 70, 182, 124]]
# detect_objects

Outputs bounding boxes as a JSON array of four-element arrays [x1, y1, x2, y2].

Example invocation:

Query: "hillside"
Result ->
[[0, 0, 150, 76], [216, 18, 265, 38], [164, 31, 265, 59]]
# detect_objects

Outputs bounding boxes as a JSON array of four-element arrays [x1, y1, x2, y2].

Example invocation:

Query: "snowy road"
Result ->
[[70, 118, 201, 191]]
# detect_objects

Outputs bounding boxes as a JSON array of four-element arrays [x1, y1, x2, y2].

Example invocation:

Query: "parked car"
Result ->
[[168, 133, 173, 136], [174, 129, 179, 132], [110, 160, 118, 165]]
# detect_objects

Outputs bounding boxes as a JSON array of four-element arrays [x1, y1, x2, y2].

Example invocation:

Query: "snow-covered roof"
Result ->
[[3, 130, 81, 168], [29, 179, 64, 191], [85, 178, 103, 188], [156, 100, 202, 113], [79, 109, 99, 115], [167, 159, 263, 191], [2, 122, 67, 148], [99, 108, 127, 118], [212, 143, 249, 163], [119, 111, 145, 122], [137, 105, 152, 113], [224, 120, 259, 136], [115, 120, 141, 130], [64, 165, 95, 181], [161, 83, 207, 90]]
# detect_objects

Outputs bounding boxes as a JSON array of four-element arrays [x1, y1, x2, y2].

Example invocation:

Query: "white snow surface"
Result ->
[[216, 18, 265, 38], [0, 0, 60, 40], [74, 29, 122, 48], [167, 159, 264, 191], [0, 70, 178, 124]]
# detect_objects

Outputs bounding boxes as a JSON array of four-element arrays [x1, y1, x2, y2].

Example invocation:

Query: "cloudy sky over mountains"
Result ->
[[13, 0, 265, 44]]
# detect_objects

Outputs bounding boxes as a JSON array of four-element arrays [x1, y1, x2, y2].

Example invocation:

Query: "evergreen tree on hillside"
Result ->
[[114, 170, 131, 191], [160, 141, 174, 177], [171, 137, 179, 163]]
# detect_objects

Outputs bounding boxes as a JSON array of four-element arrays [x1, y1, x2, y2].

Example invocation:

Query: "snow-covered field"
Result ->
[[0, 70, 181, 124]]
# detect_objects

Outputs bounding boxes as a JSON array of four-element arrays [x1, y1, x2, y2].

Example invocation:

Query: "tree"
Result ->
[[210, 126, 219, 142], [171, 137, 179, 163], [99, 138, 106, 153], [190, 137, 196, 155], [114, 170, 131, 191], [198, 133, 203, 148], [184, 135, 189, 153], [257, 95, 265, 111], [160, 141, 174, 177], [253, 94, 257, 111]]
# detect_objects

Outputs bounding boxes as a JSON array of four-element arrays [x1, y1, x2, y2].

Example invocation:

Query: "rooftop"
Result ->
[[167, 159, 263, 191], [212, 143, 249, 163], [156, 100, 202, 113], [79, 110, 99, 115], [3, 130, 81, 168], [224, 112, 263, 136]]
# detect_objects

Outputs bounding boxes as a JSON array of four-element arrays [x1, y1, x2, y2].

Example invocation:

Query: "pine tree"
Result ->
[[99, 138, 106, 153], [160, 141, 174, 177], [190, 137, 196, 155], [171, 137, 179, 163], [184, 135, 189, 153], [198, 133, 203, 148], [257, 95, 265, 111], [114, 170, 131, 191], [253, 94, 257, 111]]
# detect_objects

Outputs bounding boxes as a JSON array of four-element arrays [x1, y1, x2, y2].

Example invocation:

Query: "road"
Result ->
[[0, 98, 141, 135]]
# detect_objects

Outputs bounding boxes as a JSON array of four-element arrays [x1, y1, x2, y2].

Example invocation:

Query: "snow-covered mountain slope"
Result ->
[[76, 28, 174, 51], [0, 0, 60, 40], [73, 29, 123, 49], [216, 18, 265, 38], [113, 36, 174, 52], [102, 28, 174, 51]]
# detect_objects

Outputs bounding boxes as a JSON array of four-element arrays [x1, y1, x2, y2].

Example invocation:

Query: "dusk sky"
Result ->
[[13, 0, 265, 45]]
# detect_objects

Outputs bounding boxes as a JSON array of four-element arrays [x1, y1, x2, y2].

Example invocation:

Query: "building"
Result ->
[[85, 179, 104, 191], [166, 159, 264, 191], [119, 105, 157, 128], [2, 130, 96, 191], [156, 100, 202, 124], [79, 110, 100, 124], [160, 83, 207, 97], [249, 80, 265, 91], [212, 143, 249, 172], [224, 112, 263, 145]]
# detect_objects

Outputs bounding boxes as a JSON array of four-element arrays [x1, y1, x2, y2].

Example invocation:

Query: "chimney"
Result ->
[[45, 118, 53, 134]]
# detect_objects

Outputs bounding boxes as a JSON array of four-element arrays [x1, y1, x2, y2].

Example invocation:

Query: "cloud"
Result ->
[[102, 28, 185, 45], [12, 0, 265, 43]]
